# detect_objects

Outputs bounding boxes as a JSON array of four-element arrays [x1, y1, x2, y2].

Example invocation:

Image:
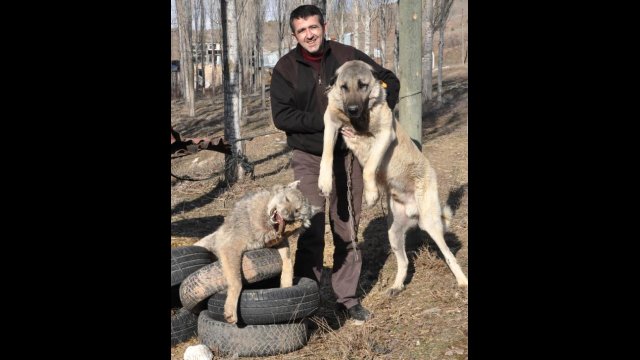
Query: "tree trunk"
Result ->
[[209, 0, 217, 103], [437, 24, 444, 104], [353, 0, 359, 49], [311, 0, 326, 15], [199, 0, 206, 95], [221, 0, 244, 183], [379, 3, 387, 67], [422, 0, 434, 102], [398, 0, 422, 147], [460, 0, 466, 65], [364, 3, 371, 56], [176, 0, 195, 117], [393, 24, 400, 74]]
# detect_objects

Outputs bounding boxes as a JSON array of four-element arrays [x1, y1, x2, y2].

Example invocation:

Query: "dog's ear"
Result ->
[[286, 180, 301, 189], [329, 73, 338, 87]]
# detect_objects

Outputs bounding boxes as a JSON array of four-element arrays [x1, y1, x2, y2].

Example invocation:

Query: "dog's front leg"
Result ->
[[362, 130, 394, 207], [318, 110, 340, 197], [276, 240, 293, 288]]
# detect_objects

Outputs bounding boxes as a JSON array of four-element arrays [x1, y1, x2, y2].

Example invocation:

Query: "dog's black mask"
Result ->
[[348, 101, 370, 133]]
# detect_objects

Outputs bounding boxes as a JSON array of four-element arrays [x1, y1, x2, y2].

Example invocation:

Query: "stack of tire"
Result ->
[[171, 246, 215, 346], [172, 246, 321, 357]]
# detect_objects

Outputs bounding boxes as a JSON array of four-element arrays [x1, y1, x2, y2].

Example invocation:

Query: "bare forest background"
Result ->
[[171, 1, 469, 358], [171, 0, 467, 183]]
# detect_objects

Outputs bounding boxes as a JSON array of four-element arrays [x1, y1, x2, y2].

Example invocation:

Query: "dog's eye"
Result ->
[[341, 84, 349, 92], [358, 81, 369, 90]]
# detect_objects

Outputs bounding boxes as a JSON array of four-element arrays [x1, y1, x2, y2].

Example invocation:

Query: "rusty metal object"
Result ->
[[171, 127, 232, 157]]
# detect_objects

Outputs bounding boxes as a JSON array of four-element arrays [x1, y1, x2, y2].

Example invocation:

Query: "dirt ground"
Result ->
[[171, 65, 468, 359]]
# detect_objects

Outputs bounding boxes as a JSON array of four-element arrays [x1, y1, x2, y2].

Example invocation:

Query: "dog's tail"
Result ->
[[441, 204, 453, 232]]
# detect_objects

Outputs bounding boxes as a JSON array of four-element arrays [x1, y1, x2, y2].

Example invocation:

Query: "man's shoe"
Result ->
[[347, 304, 372, 324]]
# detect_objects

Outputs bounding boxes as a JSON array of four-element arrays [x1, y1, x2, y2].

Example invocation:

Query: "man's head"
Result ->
[[290, 5, 326, 55]]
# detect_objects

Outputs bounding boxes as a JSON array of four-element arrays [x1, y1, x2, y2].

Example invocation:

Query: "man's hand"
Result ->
[[340, 126, 356, 139]]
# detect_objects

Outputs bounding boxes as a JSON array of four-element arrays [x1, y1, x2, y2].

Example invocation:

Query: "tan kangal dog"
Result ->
[[194, 181, 320, 324], [318, 60, 468, 294]]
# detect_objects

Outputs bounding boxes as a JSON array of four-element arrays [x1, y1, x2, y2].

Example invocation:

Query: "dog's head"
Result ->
[[328, 60, 385, 132], [268, 180, 321, 228]]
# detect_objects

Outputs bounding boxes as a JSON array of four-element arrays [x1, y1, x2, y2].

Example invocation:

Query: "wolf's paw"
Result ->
[[364, 189, 379, 207], [386, 285, 405, 297], [224, 309, 237, 324]]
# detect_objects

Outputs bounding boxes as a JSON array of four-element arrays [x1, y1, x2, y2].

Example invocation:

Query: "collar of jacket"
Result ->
[[293, 40, 333, 64]]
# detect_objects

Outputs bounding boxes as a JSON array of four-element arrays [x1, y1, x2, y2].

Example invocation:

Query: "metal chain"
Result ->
[[346, 151, 358, 261]]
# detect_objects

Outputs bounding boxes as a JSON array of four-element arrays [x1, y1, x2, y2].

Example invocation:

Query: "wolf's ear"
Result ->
[[287, 180, 301, 189]]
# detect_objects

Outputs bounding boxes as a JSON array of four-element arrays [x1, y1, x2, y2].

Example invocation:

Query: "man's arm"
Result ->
[[270, 68, 324, 134], [354, 49, 400, 110]]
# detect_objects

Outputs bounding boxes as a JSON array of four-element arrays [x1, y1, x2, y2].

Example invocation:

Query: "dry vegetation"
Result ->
[[171, 65, 468, 360]]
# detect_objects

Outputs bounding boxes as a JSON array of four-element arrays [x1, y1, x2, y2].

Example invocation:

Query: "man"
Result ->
[[270, 4, 400, 323]]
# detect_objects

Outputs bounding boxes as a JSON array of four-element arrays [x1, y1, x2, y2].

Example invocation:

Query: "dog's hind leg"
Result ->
[[416, 175, 468, 287], [386, 196, 416, 296], [217, 246, 244, 324]]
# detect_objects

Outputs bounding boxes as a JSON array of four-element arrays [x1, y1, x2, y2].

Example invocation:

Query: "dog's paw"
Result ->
[[364, 189, 379, 207], [224, 309, 238, 324], [386, 285, 405, 297], [318, 176, 333, 197]]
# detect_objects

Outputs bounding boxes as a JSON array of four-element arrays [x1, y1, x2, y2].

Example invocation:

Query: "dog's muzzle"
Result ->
[[347, 105, 360, 117]]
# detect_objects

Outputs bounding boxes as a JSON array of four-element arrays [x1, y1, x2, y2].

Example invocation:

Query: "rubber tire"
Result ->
[[207, 277, 319, 325], [171, 246, 214, 287], [198, 311, 308, 357], [171, 308, 199, 346], [179, 248, 282, 311]]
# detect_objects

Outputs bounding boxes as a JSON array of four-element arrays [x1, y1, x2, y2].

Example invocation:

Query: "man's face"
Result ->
[[291, 15, 326, 55]]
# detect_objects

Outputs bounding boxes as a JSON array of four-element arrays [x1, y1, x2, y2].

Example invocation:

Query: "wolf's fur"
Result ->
[[318, 60, 468, 293], [194, 181, 320, 323]]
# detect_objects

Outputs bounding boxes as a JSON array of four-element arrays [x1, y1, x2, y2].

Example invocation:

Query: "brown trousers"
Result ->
[[291, 149, 364, 309]]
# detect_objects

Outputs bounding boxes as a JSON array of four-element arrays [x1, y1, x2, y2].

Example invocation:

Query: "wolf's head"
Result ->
[[268, 180, 321, 228]]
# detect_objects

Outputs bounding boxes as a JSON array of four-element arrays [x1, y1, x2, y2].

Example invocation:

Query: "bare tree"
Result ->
[[433, 0, 454, 103], [310, 0, 326, 15], [363, 0, 371, 56], [327, 0, 345, 41], [394, 16, 399, 74], [398, 0, 423, 145], [274, 0, 287, 58], [422, 0, 434, 102], [221, 0, 244, 183], [254, 0, 267, 109], [208, 0, 220, 103], [176, 0, 196, 116], [377, 0, 396, 67], [353, 0, 360, 49], [195, 0, 206, 95], [460, 0, 466, 65]]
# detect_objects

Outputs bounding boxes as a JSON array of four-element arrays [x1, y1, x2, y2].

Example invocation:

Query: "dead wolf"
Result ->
[[194, 181, 320, 324], [318, 60, 468, 294]]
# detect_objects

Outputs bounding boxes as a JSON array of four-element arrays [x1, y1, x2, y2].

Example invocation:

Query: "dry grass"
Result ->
[[171, 65, 468, 359]]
